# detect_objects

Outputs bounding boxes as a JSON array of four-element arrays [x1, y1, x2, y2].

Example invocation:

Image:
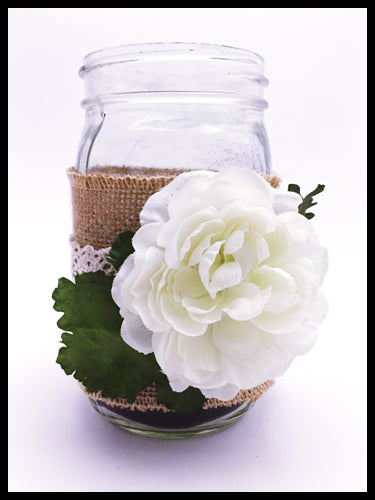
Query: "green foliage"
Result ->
[[107, 230, 135, 270], [155, 372, 206, 415], [56, 328, 160, 402], [52, 272, 122, 334], [288, 183, 325, 219], [53, 267, 207, 413]]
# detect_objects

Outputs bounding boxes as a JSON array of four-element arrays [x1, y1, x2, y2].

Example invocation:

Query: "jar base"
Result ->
[[88, 397, 253, 439]]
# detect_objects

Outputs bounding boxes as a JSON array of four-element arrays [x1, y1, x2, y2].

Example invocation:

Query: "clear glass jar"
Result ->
[[76, 42, 271, 174], [74, 42, 272, 438]]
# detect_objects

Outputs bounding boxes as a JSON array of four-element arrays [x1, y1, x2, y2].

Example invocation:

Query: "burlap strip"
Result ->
[[67, 166, 281, 250], [81, 380, 274, 413]]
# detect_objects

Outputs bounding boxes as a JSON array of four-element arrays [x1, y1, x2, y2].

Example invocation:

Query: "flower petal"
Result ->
[[200, 384, 240, 401], [120, 311, 153, 354], [180, 218, 225, 264], [224, 229, 245, 255], [188, 232, 215, 267], [160, 293, 207, 336], [170, 266, 206, 299], [213, 317, 262, 360], [177, 331, 220, 371], [223, 282, 271, 320], [251, 265, 299, 313], [214, 168, 274, 210], [182, 295, 223, 324], [198, 240, 224, 299], [132, 222, 163, 253], [140, 170, 215, 225], [273, 190, 300, 214], [250, 303, 306, 334], [111, 254, 136, 315], [152, 330, 184, 380], [210, 261, 243, 294], [163, 207, 219, 268], [246, 231, 270, 265]]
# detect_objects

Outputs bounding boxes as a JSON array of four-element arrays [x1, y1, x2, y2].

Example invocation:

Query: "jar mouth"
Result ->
[[79, 42, 268, 107], [79, 42, 266, 79]]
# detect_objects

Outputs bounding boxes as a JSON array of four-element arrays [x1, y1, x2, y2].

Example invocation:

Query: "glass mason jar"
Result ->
[[73, 42, 272, 438]]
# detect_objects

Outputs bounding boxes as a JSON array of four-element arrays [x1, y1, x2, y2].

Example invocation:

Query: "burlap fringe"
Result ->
[[263, 173, 281, 189], [81, 380, 275, 413]]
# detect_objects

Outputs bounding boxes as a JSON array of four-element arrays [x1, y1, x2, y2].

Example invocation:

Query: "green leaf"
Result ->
[[304, 212, 315, 219], [155, 372, 206, 415], [298, 183, 325, 219], [305, 183, 326, 199], [288, 182, 325, 219], [57, 328, 161, 402], [107, 230, 135, 271], [287, 183, 301, 195], [56, 325, 206, 411], [52, 271, 122, 334]]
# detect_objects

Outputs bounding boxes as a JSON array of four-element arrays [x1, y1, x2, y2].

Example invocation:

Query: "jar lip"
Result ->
[[79, 42, 265, 77]]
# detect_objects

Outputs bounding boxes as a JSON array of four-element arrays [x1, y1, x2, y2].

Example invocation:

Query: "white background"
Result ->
[[8, 8, 367, 492]]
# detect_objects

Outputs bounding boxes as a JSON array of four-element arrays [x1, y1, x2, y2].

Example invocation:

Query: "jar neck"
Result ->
[[79, 42, 268, 111]]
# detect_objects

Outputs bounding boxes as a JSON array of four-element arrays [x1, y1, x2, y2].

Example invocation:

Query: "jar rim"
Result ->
[[79, 42, 265, 77]]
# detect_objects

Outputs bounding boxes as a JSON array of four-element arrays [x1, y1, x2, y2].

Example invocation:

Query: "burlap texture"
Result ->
[[67, 166, 280, 249], [68, 165, 280, 411], [81, 380, 275, 413]]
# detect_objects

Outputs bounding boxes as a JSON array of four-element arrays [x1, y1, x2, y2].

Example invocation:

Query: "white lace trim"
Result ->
[[70, 238, 115, 276]]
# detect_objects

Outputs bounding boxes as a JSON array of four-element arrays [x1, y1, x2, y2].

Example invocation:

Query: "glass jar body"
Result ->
[[74, 43, 272, 437], [76, 42, 271, 175], [89, 397, 254, 439]]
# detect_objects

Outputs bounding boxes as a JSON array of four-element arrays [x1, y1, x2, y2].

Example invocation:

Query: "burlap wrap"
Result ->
[[67, 166, 281, 249], [67, 166, 182, 249], [68, 166, 280, 412], [81, 380, 275, 412]]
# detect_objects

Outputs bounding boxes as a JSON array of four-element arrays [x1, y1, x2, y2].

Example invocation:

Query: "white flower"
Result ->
[[112, 169, 328, 401]]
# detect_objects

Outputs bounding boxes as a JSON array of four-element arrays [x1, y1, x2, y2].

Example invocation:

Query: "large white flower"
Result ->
[[112, 169, 328, 401]]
